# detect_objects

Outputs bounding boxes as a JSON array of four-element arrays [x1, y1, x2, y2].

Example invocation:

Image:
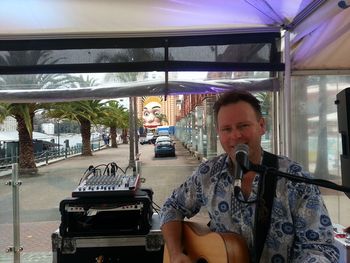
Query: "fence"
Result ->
[[0, 140, 105, 170]]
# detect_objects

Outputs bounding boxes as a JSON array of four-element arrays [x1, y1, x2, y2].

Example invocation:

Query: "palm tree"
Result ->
[[97, 48, 163, 84], [0, 103, 9, 123], [157, 113, 169, 125], [255, 92, 272, 135], [314, 77, 329, 179], [291, 78, 309, 167], [44, 75, 105, 155], [99, 101, 129, 148], [44, 100, 105, 156], [0, 51, 71, 174], [0, 102, 38, 171], [97, 48, 161, 66], [96, 49, 162, 164]]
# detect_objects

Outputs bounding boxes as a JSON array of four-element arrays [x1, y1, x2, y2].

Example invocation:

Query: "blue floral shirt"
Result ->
[[160, 153, 339, 263]]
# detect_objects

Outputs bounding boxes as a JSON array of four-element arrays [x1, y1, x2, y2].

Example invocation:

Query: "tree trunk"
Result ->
[[110, 126, 118, 148], [15, 113, 38, 175], [80, 118, 92, 156], [122, 128, 128, 144]]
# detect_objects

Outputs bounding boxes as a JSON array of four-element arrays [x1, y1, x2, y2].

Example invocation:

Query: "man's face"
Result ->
[[216, 101, 266, 163], [143, 101, 161, 128]]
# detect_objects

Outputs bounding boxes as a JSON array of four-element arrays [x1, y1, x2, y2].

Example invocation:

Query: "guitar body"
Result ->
[[163, 221, 249, 263]]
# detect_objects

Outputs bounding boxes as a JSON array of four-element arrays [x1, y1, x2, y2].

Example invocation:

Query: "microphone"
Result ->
[[233, 144, 249, 196], [338, 0, 350, 9]]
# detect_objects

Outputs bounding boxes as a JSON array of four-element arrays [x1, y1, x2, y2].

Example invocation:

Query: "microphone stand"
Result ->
[[238, 159, 350, 263], [244, 163, 350, 195]]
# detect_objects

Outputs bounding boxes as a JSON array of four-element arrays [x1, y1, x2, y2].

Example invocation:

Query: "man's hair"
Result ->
[[213, 90, 262, 125]]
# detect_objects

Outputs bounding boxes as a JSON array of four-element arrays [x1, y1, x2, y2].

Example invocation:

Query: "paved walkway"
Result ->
[[0, 144, 136, 262], [1, 141, 349, 262], [0, 141, 202, 263]]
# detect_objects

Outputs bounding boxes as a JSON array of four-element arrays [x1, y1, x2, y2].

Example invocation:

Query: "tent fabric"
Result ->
[[0, 78, 279, 103], [291, 5, 350, 70], [0, 0, 349, 71]]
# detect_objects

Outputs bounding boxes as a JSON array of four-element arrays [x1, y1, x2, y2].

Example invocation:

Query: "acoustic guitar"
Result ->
[[163, 221, 250, 263]]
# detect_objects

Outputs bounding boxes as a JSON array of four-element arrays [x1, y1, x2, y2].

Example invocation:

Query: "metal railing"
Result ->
[[0, 140, 105, 170]]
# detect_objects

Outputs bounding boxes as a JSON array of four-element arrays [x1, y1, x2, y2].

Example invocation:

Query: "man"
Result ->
[[160, 90, 339, 263]]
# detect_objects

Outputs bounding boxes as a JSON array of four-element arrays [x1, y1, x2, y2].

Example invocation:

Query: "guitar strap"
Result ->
[[254, 151, 279, 263]]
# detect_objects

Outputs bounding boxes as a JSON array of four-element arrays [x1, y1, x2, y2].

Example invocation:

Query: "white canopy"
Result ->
[[0, 0, 349, 71]]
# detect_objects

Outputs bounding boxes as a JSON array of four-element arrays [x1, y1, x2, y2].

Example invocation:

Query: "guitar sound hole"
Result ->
[[197, 258, 208, 263]]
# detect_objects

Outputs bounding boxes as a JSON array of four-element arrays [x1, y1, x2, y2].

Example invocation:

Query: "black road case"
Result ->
[[59, 188, 154, 237], [52, 213, 164, 263]]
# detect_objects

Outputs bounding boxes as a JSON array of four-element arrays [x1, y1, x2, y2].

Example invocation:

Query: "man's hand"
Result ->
[[170, 252, 192, 263]]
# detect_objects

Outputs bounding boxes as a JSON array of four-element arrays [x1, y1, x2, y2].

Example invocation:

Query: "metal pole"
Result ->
[[205, 96, 217, 159], [57, 121, 60, 156], [5, 163, 22, 263], [134, 97, 139, 158], [283, 30, 291, 157], [128, 97, 135, 168]]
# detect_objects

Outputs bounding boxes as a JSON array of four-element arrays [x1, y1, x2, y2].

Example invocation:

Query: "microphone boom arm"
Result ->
[[246, 163, 350, 195]]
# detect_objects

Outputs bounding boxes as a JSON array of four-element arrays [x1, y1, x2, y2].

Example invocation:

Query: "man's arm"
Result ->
[[161, 220, 192, 263]]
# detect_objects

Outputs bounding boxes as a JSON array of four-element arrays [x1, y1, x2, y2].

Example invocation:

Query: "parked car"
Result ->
[[155, 135, 172, 144], [154, 138, 176, 157], [149, 134, 159, 144], [140, 132, 155, 145]]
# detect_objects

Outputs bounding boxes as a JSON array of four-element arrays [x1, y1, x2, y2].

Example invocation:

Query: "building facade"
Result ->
[[0, 116, 17, 132]]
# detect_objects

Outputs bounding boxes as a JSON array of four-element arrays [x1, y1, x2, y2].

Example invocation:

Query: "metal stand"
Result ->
[[5, 163, 23, 263], [247, 162, 350, 194]]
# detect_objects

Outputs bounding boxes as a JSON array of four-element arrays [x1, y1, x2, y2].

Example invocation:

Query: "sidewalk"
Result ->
[[0, 141, 202, 263], [0, 144, 133, 263]]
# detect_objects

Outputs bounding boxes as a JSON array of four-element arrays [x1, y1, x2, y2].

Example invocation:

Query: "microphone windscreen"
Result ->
[[338, 0, 350, 9], [234, 144, 249, 170], [234, 144, 249, 155]]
